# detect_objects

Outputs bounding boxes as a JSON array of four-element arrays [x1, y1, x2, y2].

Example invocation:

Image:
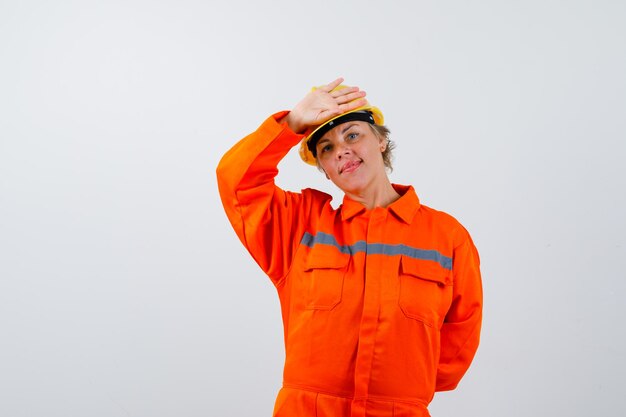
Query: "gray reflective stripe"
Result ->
[[300, 231, 453, 270]]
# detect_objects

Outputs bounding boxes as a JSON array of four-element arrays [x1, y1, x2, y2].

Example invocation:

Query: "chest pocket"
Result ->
[[398, 255, 453, 328], [303, 246, 349, 310]]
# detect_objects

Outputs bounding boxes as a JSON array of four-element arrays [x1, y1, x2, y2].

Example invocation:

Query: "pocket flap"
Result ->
[[400, 255, 451, 286], [304, 245, 350, 270]]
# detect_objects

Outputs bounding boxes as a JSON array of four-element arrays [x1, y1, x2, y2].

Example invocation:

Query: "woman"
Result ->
[[216, 78, 482, 417]]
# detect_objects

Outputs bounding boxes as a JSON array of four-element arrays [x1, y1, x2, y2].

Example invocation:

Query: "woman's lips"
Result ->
[[340, 160, 362, 174]]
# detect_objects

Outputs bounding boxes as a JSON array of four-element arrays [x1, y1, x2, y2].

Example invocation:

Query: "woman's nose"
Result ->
[[335, 144, 351, 159]]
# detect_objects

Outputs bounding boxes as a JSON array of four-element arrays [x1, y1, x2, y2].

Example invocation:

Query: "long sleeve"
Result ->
[[435, 231, 483, 391], [216, 111, 310, 283]]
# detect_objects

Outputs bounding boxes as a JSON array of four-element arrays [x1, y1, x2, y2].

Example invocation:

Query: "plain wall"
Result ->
[[1, 1, 625, 416]]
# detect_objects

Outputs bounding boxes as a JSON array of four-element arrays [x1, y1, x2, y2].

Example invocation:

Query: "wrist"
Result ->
[[283, 112, 306, 134]]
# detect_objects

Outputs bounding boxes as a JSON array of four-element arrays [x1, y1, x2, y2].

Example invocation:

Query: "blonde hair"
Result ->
[[369, 124, 395, 172]]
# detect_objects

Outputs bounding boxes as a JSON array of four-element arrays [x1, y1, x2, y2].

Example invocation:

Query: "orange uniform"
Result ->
[[216, 112, 483, 417]]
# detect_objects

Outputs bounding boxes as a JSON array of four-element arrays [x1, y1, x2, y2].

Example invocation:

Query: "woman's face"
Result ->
[[315, 121, 388, 195]]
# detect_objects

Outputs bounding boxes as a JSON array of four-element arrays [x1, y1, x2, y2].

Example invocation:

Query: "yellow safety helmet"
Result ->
[[298, 85, 384, 166]]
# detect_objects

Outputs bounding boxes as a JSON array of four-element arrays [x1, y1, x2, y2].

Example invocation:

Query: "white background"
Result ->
[[1, 1, 625, 416]]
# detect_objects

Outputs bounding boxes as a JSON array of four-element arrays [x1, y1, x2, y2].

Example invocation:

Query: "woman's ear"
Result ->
[[380, 138, 387, 152]]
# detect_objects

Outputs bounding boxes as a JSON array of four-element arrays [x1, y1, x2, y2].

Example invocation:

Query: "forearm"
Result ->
[[216, 112, 299, 193]]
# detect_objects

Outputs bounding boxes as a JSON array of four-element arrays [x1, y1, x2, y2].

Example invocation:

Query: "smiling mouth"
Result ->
[[340, 160, 362, 174]]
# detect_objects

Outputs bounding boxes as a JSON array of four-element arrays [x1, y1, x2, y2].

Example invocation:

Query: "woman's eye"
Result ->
[[321, 144, 332, 153], [347, 133, 359, 141]]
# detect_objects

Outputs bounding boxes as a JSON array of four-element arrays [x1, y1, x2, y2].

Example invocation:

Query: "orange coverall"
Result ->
[[216, 112, 483, 417]]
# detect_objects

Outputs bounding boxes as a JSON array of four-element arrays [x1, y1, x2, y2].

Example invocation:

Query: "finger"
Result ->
[[335, 90, 366, 105], [316, 106, 343, 123], [320, 77, 344, 92], [338, 97, 368, 113], [330, 86, 359, 98]]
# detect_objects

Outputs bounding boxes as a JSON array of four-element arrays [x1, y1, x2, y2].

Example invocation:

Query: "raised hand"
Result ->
[[284, 77, 368, 134]]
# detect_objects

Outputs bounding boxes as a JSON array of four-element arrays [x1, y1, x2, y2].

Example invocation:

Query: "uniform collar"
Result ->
[[340, 184, 420, 224]]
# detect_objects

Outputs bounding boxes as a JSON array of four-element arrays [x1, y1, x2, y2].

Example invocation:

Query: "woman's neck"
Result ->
[[345, 181, 400, 210]]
